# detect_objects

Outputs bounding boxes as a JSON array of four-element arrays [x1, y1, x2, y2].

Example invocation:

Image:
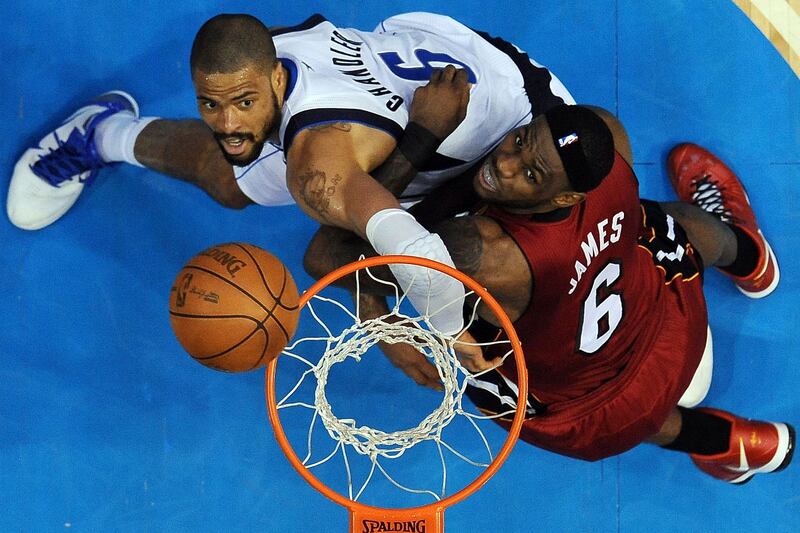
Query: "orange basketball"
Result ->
[[168, 243, 300, 372]]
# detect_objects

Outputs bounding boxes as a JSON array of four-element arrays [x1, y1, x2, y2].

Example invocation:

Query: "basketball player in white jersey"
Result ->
[[7, 12, 574, 333]]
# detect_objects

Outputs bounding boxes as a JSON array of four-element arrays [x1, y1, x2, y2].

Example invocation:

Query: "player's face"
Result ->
[[473, 117, 573, 213], [193, 64, 283, 166]]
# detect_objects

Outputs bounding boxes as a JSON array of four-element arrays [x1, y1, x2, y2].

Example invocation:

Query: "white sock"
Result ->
[[95, 112, 159, 167]]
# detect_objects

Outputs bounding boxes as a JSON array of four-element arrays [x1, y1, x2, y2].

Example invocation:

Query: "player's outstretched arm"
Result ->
[[288, 124, 466, 334], [289, 68, 472, 334]]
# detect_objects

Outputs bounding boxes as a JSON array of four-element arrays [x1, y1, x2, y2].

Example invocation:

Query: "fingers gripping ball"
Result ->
[[169, 243, 300, 372]]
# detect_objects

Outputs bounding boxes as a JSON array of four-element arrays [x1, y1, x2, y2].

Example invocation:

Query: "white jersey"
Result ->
[[234, 12, 574, 207]]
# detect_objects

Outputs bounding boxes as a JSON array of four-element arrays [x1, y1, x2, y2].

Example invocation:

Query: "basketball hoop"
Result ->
[[266, 255, 528, 533]]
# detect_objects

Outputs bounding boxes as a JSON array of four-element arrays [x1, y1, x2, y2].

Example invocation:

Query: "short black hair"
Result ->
[[190, 14, 276, 74], [543, 105, 615, 193]]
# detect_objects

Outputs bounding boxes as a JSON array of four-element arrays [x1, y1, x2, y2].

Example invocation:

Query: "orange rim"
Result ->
[[265, 255, 528, 526]]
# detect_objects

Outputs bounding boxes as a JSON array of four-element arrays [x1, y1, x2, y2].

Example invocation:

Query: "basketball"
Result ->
[[168, 242, 300, 372]]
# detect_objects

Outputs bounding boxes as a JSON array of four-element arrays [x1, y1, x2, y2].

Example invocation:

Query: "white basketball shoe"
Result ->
[[7, 91, 139, 230]]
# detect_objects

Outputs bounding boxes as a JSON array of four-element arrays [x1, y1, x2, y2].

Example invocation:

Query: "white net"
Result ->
[[273, 260, 520, 504]]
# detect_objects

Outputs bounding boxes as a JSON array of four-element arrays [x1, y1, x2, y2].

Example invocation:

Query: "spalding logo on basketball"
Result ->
[[168, 242, 300, 372]]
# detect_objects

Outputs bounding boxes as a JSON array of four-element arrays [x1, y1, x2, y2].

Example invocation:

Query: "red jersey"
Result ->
[[484, 153, 697, 404]]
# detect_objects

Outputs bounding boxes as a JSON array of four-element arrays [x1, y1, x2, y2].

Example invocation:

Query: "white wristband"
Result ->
[[366, 209, 465, 335]]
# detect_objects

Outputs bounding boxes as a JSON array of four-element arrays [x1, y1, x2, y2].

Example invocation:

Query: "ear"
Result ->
[[271, 61, 287, 105], [552, 191, 586, 208]]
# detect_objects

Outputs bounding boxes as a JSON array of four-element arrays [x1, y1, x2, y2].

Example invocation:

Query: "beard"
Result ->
[[215, 132, 266, 167], [214, 93, 282, 167]]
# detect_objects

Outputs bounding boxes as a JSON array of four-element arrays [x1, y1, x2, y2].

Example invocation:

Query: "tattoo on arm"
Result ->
[[435, 217, 483, 276], [294, 169, 342, 222]]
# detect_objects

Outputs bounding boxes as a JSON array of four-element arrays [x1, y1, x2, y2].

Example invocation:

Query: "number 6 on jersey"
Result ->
[[578, 261, 623, 354]]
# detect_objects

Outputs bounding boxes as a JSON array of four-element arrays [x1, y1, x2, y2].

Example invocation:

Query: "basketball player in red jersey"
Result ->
[[305, 104, 793, 484]]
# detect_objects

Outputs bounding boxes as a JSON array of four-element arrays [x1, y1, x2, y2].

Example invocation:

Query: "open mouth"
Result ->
[[220, 137, 249, 156], [478, 160, 498, 192]]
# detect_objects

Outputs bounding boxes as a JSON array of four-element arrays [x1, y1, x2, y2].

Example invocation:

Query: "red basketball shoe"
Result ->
[[667, 143, 779, 298], [690, 408, 794, 484]]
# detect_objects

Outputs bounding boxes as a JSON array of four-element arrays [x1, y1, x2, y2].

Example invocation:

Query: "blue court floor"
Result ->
[[2, 1, 798, 531]]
